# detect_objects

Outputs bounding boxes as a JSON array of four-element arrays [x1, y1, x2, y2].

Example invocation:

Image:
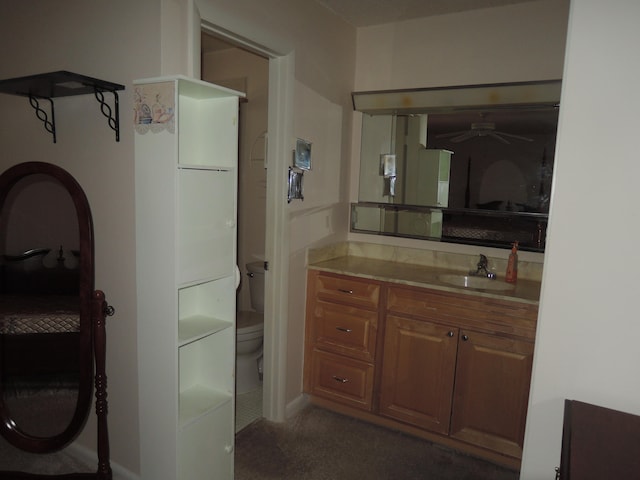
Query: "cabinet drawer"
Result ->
[[310, 301, 378, 361], [314, 273, 380, 310], [309, 349, 374, 411]]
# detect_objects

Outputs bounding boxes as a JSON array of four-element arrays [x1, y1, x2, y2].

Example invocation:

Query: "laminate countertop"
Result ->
[[308, 256, 541, 305]]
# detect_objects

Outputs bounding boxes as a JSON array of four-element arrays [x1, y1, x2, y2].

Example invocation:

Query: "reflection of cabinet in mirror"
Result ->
[[405, 149, 451, 208], [135, 76, 243, 480]]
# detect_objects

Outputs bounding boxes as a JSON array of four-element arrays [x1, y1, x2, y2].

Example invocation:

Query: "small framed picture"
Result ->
[[294, 138, 312, 170]]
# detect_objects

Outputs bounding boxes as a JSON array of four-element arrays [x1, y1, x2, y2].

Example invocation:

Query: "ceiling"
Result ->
[[313, 0, 542, 27]]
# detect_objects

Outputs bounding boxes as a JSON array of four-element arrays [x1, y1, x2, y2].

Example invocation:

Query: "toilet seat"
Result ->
[[237, 310, 263, 335]]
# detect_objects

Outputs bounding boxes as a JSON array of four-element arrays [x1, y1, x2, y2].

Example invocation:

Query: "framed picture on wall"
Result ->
[[294, 138, 312, 170]]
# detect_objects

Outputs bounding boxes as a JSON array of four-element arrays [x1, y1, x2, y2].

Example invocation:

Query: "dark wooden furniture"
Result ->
[[557, 399, 640, 480]]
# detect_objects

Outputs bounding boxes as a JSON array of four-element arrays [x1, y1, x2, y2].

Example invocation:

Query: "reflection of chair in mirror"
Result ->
[[0, 162, 113, 480], [557, 399, 640, 479]]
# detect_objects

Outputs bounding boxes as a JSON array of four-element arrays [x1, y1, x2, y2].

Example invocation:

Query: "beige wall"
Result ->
[[354, 0, 569, 91], [521, 0, 640, 476], [286, 80, 350, 400], [0, 1, 162, 475], [196, 0, 356, 104]]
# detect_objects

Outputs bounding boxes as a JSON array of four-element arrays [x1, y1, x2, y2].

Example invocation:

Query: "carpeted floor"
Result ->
[[235, 405, 520, 480]]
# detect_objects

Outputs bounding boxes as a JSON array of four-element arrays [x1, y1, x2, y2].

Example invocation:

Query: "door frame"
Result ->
[[199, 21, 293, 423]]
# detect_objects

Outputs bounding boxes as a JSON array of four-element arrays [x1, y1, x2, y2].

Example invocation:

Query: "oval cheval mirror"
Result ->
[[0, 162, 113, 479]]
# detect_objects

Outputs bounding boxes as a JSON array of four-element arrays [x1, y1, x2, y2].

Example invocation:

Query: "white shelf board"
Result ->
[[177, 163, 233, 172], [178, 315, 233, 346], [178, 272, 234, 290], [179, 384, 232, 429], [133, 75, 245, 100]]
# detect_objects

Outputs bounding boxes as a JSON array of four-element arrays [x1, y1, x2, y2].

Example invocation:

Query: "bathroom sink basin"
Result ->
[[437, 274, 516, 292]]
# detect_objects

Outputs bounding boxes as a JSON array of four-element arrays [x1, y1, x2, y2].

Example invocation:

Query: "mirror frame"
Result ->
[[0, 161, 95, 453]]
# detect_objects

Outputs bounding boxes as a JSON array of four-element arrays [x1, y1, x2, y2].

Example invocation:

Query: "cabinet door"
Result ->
[[450, 330, 534, 458], [179, 401, 233, 480], [379, 315, 458, 434]]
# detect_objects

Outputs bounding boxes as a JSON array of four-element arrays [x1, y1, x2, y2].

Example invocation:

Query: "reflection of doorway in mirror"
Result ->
[[478, 160, 526, 210]]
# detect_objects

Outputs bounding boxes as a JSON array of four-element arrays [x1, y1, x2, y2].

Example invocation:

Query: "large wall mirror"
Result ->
[[0, 162, 111, 479], [352, 80, 561, 252]]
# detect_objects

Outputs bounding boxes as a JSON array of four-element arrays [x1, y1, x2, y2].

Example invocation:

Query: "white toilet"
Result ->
[[236, 261, 265, 394]]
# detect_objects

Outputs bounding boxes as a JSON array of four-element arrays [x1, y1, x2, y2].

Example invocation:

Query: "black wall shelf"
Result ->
[[0, 71, 125, 143]]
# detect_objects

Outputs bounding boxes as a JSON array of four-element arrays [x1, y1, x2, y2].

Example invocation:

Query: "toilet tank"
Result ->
[[246, 261, 265, 313]]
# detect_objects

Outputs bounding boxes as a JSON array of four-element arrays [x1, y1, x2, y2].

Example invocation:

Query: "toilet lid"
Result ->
[[237, 310, 264, 334]]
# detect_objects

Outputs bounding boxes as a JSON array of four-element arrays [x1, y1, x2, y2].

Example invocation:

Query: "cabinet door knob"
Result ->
[[337, 288, 353, 294], [336, 326, 352, 333], [462, 335, 469, 341], [332, 375, 349, 383], [447, 331, 455, 337]]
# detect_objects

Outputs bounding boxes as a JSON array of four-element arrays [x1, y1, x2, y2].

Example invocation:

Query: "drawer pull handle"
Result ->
[[337, 288, 353, 294], [332, 375, 349, 383], [335, 327, 352, 333]]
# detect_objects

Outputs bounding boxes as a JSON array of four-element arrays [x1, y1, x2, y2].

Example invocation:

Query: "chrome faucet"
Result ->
[[470, 254, 496, 279]]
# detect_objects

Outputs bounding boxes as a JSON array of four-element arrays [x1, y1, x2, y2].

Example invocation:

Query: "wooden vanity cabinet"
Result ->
[[304, 270, 381, 411], [304, 270, 538, 465]]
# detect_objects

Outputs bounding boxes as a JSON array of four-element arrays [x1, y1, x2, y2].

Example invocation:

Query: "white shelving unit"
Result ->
[[134, 75, 243, 480]]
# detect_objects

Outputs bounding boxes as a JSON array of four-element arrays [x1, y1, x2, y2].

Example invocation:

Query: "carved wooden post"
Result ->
[[93, 290, 112, 480]]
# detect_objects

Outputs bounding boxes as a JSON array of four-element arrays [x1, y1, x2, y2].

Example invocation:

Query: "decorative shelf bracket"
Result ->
[[0, 71, 125, 143], [28, 95, 57, 143], [94, 88, 121, 142]]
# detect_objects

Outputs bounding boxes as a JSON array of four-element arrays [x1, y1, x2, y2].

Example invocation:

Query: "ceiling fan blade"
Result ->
[[435, 130, 468, 139], [495, 131, 534, 142], [488, 132, 511, 144], [450, 132, 475, 143]]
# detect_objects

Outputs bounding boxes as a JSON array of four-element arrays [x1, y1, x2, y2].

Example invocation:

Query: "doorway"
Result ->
[[201, 32, 270, 431]]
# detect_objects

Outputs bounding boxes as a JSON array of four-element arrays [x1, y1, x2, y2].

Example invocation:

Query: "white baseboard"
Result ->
[[68, 443, 140, 480], [65, 394, 308, 478], [285, 393, 309, 420]]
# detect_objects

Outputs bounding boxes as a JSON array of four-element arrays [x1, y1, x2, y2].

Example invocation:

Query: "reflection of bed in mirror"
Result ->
[[0, 248, 80, 382]]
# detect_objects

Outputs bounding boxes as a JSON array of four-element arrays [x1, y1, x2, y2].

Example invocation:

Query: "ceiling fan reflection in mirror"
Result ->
[[436, 118, 533, 145]]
